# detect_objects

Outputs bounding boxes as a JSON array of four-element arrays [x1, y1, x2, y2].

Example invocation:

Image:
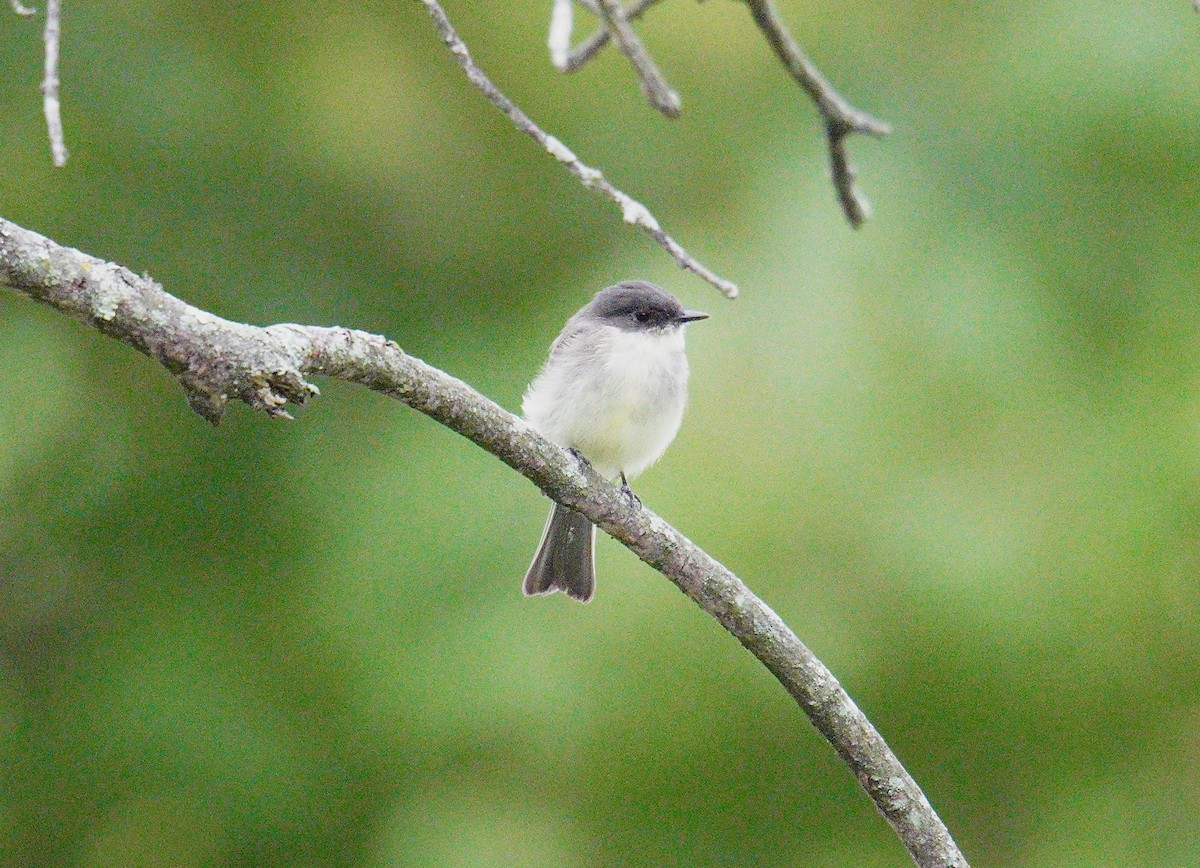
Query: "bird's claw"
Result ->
[[619, 473, 641, 508]]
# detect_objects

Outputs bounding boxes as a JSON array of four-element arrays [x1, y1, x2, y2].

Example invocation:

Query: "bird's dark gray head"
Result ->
[[584, 280, 709, 332]]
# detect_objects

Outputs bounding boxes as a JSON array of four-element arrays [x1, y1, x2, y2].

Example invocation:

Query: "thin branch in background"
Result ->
[[8, 0, 66, 165], [555, 0, 664, 73], [418, 0, 737, 298], [41, 0, 66, 166], [0, 215, 970, 867], [742, 0, 889, 227], [547, 0, 573, 69], [589, 0, 680, 116]]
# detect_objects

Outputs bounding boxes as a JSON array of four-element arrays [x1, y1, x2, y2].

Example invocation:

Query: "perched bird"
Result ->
[[522, 280, 708, 602]]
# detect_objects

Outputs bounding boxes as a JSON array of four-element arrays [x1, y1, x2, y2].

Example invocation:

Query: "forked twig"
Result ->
[[742, 0, 888, 226]]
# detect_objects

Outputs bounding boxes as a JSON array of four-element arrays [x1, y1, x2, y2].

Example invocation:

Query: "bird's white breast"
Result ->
[[523, 325, 690, 479]]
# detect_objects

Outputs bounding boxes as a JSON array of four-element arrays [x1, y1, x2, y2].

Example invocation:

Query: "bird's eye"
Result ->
[[634, 311, 651, 323]]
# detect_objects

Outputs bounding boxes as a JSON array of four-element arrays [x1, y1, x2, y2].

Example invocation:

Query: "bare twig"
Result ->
[[742, 0, 889, 227], [0, 215, 968, 867], [590, 0, 680, 116], [548, 0, 574, 69], [556, 0, 664, 73], [9, 0, 66, 165], [418, 0, 737, 298], [42, 0, 66, 166]]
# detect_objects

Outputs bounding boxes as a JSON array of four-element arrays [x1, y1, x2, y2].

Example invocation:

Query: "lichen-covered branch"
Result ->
[[419, 0, 736, 298], [742, 0, 889, 227], [0, 215, 968, 867]]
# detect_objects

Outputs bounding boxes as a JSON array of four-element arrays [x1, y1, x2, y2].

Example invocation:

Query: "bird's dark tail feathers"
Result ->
[[523, 502, 596, 603]]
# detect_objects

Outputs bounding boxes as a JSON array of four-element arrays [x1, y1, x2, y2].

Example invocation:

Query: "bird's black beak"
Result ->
[[677, 310, 709, 323]]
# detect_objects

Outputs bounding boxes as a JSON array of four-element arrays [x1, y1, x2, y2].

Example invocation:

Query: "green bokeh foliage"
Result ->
[[2, 0, 1200, 864]]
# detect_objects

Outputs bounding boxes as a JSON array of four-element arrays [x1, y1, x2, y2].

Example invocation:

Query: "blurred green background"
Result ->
[[2, 0, 1200, 864]]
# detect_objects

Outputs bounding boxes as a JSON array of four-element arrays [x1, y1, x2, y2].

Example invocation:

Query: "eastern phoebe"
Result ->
[[522, 280, 708, 602]]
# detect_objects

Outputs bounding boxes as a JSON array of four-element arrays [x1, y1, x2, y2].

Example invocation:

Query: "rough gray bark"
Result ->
[[0, 215, 969, 868]]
